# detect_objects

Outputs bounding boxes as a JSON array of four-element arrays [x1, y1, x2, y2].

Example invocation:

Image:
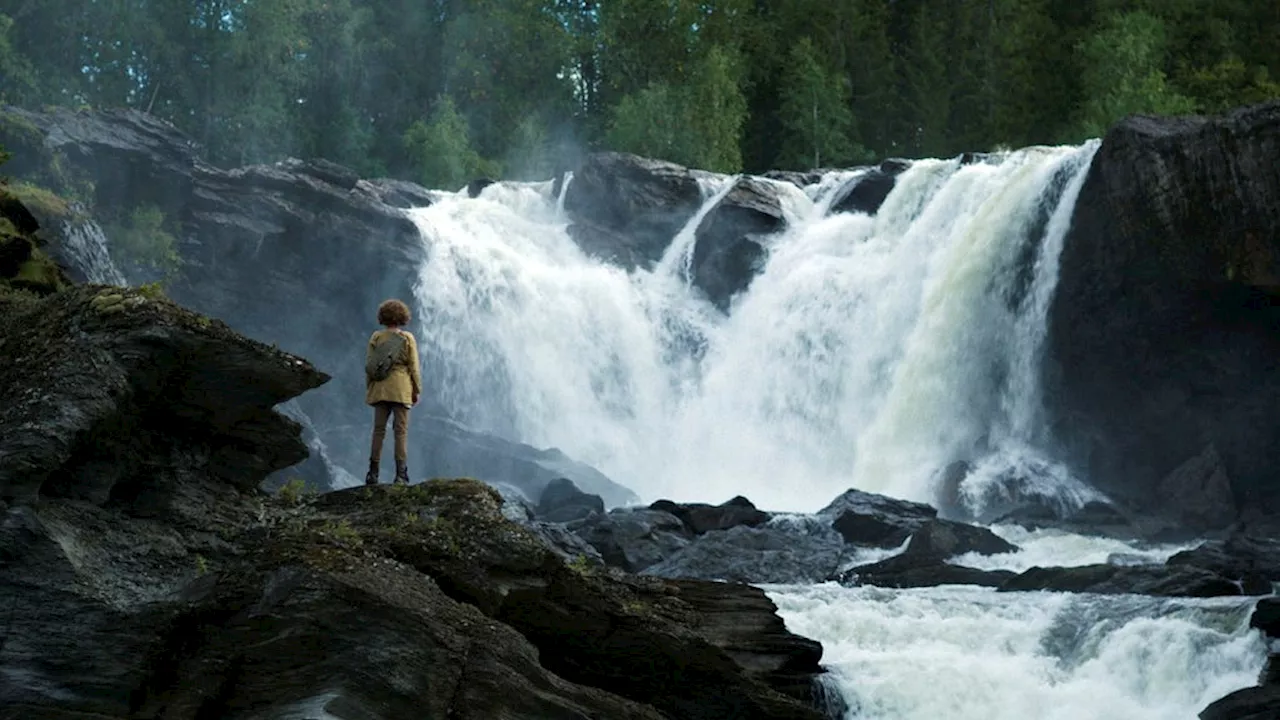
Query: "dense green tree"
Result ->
[[0, 0, 1277, 177], [1072, 11, 1196, 140], [776, 38, 862, 169], [404, 96, 498, 190]]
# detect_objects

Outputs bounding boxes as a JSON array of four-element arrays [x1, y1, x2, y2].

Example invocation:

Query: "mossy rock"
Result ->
[[0, 186, 71, 296]]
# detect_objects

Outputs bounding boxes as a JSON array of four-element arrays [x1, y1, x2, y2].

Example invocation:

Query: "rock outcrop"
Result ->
[[0, 282, 827, 719], [1047, 101, 1280, 522], [0, 283, 328, 505], [690, 176, 789, 309], [563, 152, 798, 309]]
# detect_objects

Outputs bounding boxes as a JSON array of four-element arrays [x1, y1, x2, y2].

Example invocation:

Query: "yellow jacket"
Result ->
[[365, 329, 421, 406]]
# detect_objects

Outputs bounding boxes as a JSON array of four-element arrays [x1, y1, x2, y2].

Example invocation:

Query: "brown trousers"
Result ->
[[370, 401, 410, 466]]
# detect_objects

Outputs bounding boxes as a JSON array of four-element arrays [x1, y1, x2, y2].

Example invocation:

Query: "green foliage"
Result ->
[[776, 38, 864, 169], [194, 554, 209, 576], [1072, 11, 1197, 140], [106, 205, 181, 284], [607, 46, 748, 172], [7, 182, 70, 219], [404, 96, 501, 190], [0, 0, 1278, 173], [1180, 57, 1280, 114], [277, 477, 312, 507]]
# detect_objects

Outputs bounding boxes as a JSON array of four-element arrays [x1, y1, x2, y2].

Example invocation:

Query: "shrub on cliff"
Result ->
[[105, 204, 181, 283]]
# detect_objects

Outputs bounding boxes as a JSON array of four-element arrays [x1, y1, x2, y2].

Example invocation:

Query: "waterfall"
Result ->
[[58, 217, 127, 286], [766, 583, 1267, 720], [654, 175, 739, 283], [408, 143, 1101, 513]]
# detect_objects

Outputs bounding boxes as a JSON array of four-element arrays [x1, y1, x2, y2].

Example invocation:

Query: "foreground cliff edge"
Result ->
[[0, 221, 826, 718]]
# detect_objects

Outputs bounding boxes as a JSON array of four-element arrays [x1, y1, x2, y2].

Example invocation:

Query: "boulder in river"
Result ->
[[818, 488, 938, 548], [1047, 101, 1280, 525]]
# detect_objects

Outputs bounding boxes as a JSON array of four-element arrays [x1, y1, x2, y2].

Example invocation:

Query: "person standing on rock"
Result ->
[[365, 299, 421, 486]]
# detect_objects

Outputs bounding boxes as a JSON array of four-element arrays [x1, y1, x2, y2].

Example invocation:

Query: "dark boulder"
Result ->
[[1166, 532, 1280, 595], [642, 515, 847, 584], [1199, 685, 1280, 720], [1251, 598, 1280, 638], [1046, 101, 1280, 521], [563, 152, 705, 267], [317, 481, 824, 719], [691, 176, 789, 310], [834, 553, 1015, 589], [827, 160, 909, 216], [537, 477, 606, 523], [994, 499, 1145, 540], [1156, 443, 1239, 531], [569, 507, 693, 573], [0, 284, 328, 504], [666, 578, 826, 706], [650, 495, 771, 535], [364, 177, 436, 208], [762, 169, 827, 188], [467, 177, 496, 197], [819, 488, 938, 547], [904, 519, 1019, 558], [997, 564, 1242, 597]]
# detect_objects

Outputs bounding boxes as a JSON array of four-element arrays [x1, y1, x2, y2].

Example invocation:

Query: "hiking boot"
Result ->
[[365, 460, 379, 486], [394, 464, 410, 486]]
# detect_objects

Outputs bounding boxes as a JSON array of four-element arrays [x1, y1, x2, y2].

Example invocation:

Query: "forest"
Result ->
[[0, 0, 1278, 187]]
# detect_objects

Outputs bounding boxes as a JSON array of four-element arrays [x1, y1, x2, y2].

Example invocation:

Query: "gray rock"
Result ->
[[537, 477, 605, 523], [1157, 443, 1239, 531], [1166, 532, 1280, 594], [691, 176, 789, 310], [834, 553, 1015, 589], [1199, 684, 1280, 720], [818, 488, 938, 548], [643, 515, 846, 584], [827, 160, 907, 216], [649, 495, 771, 535], [998, 564, 1242, 597], [563, 151, 705, 267], [569, 507, 692, 573], [1047, 100, 1280, 523], [0, 285, 328, 505], [904, 519, 1019, 558]]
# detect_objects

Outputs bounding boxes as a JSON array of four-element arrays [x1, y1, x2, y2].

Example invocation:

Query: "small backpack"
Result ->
[[366, 331, 407, 382]]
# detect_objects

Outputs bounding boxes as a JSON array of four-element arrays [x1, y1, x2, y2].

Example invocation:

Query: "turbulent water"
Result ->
[[767, 526, 1267, 720], [400, 145, 1273, 719], [408, 142, 1102, 514], [767, 581, 1266, 720]]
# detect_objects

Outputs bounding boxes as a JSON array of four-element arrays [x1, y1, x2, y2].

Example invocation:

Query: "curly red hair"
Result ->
[[377, 299, 411, 327]]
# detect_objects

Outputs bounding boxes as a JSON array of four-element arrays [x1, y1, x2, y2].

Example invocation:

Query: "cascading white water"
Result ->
[[59, 217, 127, 285], [408, 143, 1102, 513], [404, 149, 1268, 719], [765, 582, 1267, 720]]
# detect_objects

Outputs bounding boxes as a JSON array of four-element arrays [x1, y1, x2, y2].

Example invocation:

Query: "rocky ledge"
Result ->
[[0, 268, 827, 719]]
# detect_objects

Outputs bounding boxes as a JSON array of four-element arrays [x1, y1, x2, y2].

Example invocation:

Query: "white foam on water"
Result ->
[[765, 583, 1267, 720]]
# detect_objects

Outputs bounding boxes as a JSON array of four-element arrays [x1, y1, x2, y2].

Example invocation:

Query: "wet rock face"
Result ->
[[0, 284, 328, 505], [1048, 101, 1280, 520], [818, 488, 938, 548]]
